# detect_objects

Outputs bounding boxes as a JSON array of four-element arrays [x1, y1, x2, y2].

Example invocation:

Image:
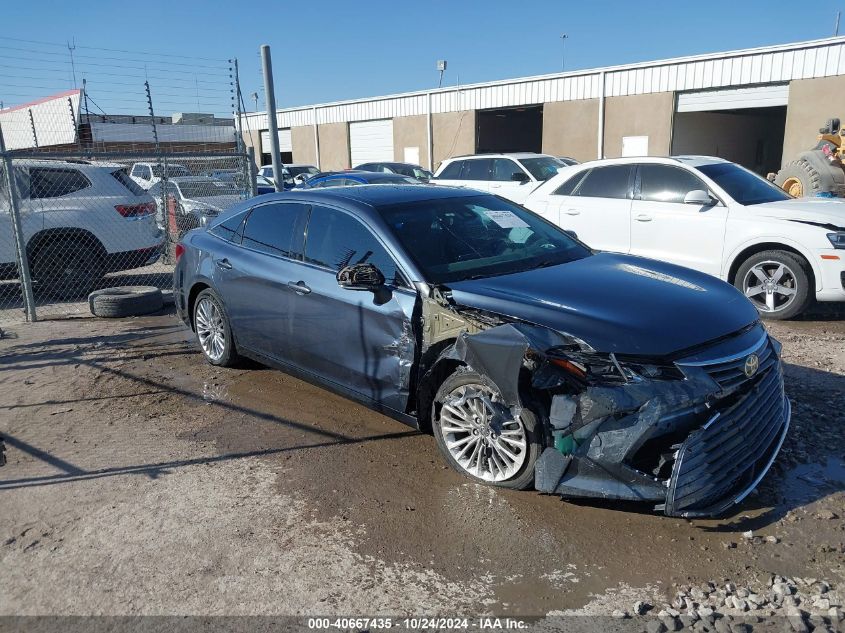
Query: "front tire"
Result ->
[[734, 250, 812, 320], [193, 289, 239, 366], [432, 368, 541, 490]]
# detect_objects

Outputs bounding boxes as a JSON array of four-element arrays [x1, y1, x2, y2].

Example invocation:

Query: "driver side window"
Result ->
[[491, 159, 523, 182], [638, 164, 708, 204], [305, 205, 404, 286]]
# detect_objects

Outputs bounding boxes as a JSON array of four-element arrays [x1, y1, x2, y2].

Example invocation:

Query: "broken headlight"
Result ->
[[547, 351, 684, 385]]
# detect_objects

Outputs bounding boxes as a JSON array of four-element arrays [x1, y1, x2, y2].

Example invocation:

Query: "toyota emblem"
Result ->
[[744, 354, 760, 378]]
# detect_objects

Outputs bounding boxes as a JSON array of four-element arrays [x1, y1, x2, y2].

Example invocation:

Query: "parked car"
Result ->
[[354, 162, 433, 181], [431, 153, 566, 203], [258, 164, 319, 188], [557, 156, 579, 166], [0, 160, 162, 298], [174, 185, 789, 517], [296, 171, 422, 188], [129, 162, 191, 190], [148, 177, 242, 236], [255, 175, 275, 195], [524, 156, 845, 319]]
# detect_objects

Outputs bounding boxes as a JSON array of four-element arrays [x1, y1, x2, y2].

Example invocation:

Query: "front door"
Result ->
[[287, 203, 416, 412], [489, 158, 533, 203], [629, 164, 728, 276]]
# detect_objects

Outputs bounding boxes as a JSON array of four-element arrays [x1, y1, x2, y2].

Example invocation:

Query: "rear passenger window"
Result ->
[[436, 161, 464, 180], [572, 166, 632, 199], [30, 168, 91, 199], [209, 211, 248, 243], [305, 205, 403, 286], [241, 202, 308, 258], [461, 159, 492, 180]]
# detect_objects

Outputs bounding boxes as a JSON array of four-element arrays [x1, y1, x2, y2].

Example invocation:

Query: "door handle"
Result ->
[[635, 214, 653, 222], [564, 208, 581, 216], [214, 258, 232, 270], [287, 281, 311, 295]]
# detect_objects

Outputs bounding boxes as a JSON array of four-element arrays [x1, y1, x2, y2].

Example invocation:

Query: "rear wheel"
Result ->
[[193, 288, 239, 367], [432, 369, 541, 490], [734, 250, 812, 320], [33, 239, 103, 300]]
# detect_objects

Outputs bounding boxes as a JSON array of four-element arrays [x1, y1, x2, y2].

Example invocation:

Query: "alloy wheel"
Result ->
[[742, 260, 798, 314], [438, 384, 527, 482], [195, 297, 226, 362]]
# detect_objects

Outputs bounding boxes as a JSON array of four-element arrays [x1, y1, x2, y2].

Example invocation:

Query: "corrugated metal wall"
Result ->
[[240, 37, 845, 132]]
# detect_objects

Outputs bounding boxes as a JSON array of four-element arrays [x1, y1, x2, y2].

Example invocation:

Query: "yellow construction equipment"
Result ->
[[773, 118, 845, 198]]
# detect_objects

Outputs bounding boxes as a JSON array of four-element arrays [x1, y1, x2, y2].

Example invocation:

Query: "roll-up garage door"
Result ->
[[260, 128, 292, 152], [349, 119, 394, 166], [676, 84, 789, 112]]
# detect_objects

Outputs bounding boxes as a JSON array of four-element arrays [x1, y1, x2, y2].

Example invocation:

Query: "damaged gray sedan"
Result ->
[[174, 185, 790, 518]]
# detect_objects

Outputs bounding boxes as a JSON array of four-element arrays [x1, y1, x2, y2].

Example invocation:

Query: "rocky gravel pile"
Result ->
[[610, 576, 843, 632]]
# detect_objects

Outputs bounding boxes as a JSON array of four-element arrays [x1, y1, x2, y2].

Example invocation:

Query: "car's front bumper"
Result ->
[[815, 249, 845, 302]]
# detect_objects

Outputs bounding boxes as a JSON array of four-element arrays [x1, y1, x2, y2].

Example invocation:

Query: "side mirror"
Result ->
[[683, 189, 715, 206], [337, 263, 385, 291], [511, 171, 530, 183]]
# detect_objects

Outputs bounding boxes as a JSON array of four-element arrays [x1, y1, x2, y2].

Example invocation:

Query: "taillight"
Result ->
[[115, 201, 156, 218], [174, 243, 185, 262]]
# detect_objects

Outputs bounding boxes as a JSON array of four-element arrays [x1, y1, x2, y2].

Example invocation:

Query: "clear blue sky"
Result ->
[[3, 0, 845, 112]]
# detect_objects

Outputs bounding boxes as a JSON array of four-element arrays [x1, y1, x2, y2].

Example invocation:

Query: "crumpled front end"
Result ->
[[442, 319, 789, 518]]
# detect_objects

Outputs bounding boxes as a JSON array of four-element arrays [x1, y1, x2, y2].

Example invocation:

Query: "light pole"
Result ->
[[560, 34, 568, 72], [437, 60, 447, 88]]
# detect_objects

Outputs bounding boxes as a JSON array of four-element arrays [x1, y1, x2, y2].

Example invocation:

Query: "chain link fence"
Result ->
[[0, 36, 259, 323]]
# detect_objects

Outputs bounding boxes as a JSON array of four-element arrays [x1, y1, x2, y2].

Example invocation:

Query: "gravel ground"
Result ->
[[1, 308, 843, 627]]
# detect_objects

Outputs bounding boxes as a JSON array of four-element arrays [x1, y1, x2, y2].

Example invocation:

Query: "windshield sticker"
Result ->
[[483, 210, 530, 229]]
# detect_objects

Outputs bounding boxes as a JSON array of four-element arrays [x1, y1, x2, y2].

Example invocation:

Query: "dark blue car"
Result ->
[[174, 185, 789, 517], [296, 170, 421, 188]]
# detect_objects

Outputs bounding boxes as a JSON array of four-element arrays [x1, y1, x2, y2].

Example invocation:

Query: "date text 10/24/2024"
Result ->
[[307, 618, 529, 630]]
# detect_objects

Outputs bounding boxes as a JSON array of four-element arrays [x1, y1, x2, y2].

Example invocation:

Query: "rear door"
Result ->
[[541, 164, 634, 253], [629, 164, 728, 275], [214, 201, 310, 360], [286, 203, 417, 412], [0, 165, 39, 268], [489, 158, 533, 203]]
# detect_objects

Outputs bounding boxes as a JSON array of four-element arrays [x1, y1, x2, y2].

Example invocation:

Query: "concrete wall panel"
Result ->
[[783, 75, 845, 166], [542, 99, 599, 161], [392, 114, 429, 167], [603, 92, 674, 158], [291, 125, 317, 166], [317, 122, 350, 171], [432, 110, 476, 169]]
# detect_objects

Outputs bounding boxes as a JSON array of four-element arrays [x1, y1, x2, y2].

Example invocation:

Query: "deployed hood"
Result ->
[[752, 198, 845, 230], [446, 253, 759, 357]]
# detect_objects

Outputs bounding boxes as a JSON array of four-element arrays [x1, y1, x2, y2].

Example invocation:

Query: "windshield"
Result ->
[[377, 194, 591, 284], [697, 162, 791, 205], [288, 165, 319, 177], [177, 180, 240, 198], [519, 157, 565, 181], [151, 164, 191, 178]]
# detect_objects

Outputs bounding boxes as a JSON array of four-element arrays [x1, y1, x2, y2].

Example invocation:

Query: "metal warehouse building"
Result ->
[[240, 36, 845, 176]]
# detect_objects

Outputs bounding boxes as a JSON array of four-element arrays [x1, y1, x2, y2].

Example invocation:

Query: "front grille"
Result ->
[[681, 334, 776, 392], [664, 363, 789, 517]]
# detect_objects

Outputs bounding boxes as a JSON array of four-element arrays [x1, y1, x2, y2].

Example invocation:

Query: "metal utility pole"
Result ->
[[0, 123, 37, 321], [437, 60, 447, 88], [836, 11, 841, 36], [260, 44, 284, 192], [68, 38, 77, 87], [560, 34, 569, 72]]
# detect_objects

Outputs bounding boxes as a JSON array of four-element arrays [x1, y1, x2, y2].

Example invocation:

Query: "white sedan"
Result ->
[[524, 156, 845, 319]]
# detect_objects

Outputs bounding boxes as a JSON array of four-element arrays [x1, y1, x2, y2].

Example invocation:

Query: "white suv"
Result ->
[[432, 153, 565, 204], [1, 160, 163, 298], [524, 156, 845, 319], [129, 162, 191, 190]]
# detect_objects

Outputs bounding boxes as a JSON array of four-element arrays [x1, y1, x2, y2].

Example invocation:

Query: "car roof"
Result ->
[[446, 152, 554, 161], [570, 155, 730, 169], [167, 176, 223, 184], [11, 158, 124, 170]]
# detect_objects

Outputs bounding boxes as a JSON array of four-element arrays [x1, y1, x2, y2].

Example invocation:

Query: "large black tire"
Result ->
[[33, 239, 104, 300], [88, 286, 164, 318], [774, 158, 832, 197], [432, 368, 542, 490], [192, 288, 240, 367], [733, 250, 813, 320]]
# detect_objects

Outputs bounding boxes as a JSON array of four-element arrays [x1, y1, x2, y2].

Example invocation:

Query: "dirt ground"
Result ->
[[1, 306, 844, 618]]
